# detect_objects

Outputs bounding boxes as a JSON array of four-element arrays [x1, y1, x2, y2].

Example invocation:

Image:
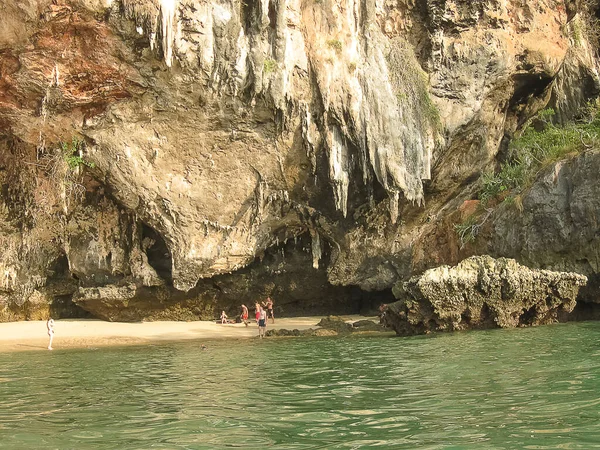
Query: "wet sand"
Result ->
[[0, 316, 373, 352]]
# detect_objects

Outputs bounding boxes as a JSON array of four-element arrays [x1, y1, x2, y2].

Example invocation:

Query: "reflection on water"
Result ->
[[2, 322, 600, 448]]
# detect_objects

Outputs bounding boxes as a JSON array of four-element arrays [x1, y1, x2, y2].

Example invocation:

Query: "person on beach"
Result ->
[[241, 304, 249, 327], [220, 310, 228, 324], [258, 306, 267, 338], [46, 318, 55, 350], [262, 297, 275, 324]]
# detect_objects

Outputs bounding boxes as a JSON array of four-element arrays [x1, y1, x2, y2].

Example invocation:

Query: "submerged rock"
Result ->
[[351, 320, 387, 332], [266, 327, 338, 337], [266, 316, 387, 337], [382, 256, 587, 336], [316, 316, 353, 333]]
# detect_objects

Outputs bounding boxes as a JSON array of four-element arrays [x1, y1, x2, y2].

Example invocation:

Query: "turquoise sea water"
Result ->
[[2, 322, 600, 449]]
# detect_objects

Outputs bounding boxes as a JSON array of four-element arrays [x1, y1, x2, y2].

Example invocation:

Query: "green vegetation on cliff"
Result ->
[[61, 138, 95, 171], [456, 104, 600, 247], [480, 105, 600, 206], [263, 58, 277, 75], [43, 138, 95, 207]]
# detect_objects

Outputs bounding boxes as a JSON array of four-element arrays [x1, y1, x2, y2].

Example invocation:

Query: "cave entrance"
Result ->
[[351, 287, 396, 316], [519, 305, 537, 326], [47, 252, 94, 319], [141, 223, 173, 284], [50, 294, 93, 319]]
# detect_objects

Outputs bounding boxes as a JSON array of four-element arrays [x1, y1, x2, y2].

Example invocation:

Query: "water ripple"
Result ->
[[1, 323, 600, 448]]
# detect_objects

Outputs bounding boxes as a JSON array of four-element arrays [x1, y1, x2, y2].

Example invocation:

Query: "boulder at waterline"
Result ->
[[382, 256, 587, 336]]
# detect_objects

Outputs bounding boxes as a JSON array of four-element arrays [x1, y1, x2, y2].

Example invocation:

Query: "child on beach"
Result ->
[[220, 311, 228, 324], [46, 318, 55, 350]]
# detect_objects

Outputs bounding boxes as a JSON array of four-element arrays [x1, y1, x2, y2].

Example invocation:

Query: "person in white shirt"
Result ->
[[47, 318, 55, 350]]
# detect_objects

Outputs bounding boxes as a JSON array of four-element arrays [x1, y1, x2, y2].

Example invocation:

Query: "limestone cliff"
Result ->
[[0, 0, 599, 321]]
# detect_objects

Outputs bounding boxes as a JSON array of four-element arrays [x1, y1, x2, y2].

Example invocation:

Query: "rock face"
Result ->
[[382, 256, 588, 335], [491, 151, 600, 296], [0, 0, 599, 321], [416, 149, 600, 307]]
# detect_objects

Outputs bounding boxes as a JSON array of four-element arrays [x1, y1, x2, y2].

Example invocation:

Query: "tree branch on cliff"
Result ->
[[455, 208, 494, 249]]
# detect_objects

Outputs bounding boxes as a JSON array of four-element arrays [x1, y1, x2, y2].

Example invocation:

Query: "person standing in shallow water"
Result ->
[[258, 306, 267, 338], [46, 318, 55, 350]]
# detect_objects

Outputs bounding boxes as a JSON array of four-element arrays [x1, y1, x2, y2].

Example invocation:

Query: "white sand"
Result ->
[[0, 316, 373, 352]]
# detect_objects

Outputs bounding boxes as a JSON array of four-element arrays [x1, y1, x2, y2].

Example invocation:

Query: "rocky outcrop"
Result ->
[[266, 315, 387, 336], [382, 256, 587, 335], [490, 151, 600, 289], [415, 149, 600, 305], [0, 0, 599, 321]]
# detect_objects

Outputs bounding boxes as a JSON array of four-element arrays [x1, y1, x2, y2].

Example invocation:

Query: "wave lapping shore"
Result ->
[[0, 316, 379, 352]]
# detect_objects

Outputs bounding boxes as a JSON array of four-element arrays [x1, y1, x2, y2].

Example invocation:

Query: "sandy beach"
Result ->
[[0, 316, 374, 353]]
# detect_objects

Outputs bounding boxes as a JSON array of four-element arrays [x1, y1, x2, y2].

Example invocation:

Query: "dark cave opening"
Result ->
[[206, 232, 397, 319], [354, 287, 396, 316], [519, 305, 537, 326], [49, 252, 70, 277], [578, 272, 600, 301], [508, 72, 555, 128], [50, 294, 93, 319], [570, 273, 600, 321], [568, 301, 600, 322], [47, 253, 93, 319], [141, 223, 173, 284], [509, 73, 554, 110]]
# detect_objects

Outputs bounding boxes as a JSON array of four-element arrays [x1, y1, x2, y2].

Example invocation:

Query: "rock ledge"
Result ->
[[382, 256, 587, 335]]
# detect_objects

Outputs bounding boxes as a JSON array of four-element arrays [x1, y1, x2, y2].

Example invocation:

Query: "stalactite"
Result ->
[[310, 228, 321, 269], [389, 189, 400, 225], [120, 0, 178, 67], [327, 126, 349, 217], [160, 0, 177, 67], [301, 107, 317, 174], [255, 179, 268, 220]]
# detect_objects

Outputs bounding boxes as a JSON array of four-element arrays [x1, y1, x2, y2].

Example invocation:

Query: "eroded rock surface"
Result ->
[[0, 0, 599, 321], [415, 149, 600, 306], [382, 256, 588, 335]]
